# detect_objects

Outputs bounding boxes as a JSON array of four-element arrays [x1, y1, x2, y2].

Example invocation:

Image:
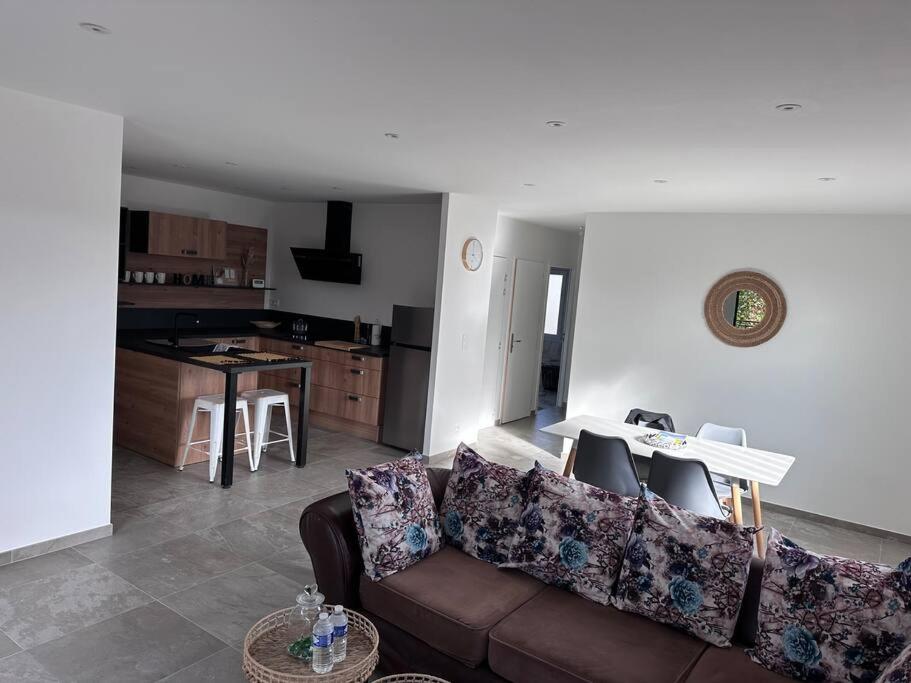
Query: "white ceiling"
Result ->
[[1, 1, 910, 228]]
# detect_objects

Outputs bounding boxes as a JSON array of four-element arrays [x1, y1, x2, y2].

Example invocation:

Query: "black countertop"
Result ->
[[116, 326, 389, 365], [115, 334, 315, 374]]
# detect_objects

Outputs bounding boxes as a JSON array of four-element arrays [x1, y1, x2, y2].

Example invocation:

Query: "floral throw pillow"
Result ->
[[346, 457, 442, 581], [612, 493, 758, 647], [500, 462, 638, 605], [747, 531, 911, 682], [438, 443, 527, 564], [878, 642, 911, 683]]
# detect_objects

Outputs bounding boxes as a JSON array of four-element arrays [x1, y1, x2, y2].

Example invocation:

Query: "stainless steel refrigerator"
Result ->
[[382, 305, 434, 451]]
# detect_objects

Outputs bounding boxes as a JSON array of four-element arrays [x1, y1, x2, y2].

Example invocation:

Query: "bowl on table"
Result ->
[[250, 320, 282, 329]]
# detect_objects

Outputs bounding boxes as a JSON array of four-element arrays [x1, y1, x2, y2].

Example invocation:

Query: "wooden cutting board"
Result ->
[[191, 354, 250, 365], [238, 352, 293, 362], [314, 340, 370, 352]]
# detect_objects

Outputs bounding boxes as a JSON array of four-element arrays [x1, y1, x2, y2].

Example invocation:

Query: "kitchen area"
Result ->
[[114, 186, 441, 494]]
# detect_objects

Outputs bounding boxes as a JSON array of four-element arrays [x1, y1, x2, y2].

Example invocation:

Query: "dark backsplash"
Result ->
[[116, 307, 391, 346]]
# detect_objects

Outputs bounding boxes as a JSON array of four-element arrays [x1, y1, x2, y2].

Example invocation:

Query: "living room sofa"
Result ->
[[300, 467, 791, 682]]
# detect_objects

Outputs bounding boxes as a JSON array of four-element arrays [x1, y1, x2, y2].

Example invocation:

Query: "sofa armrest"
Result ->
[[299, 466, 452, 607]]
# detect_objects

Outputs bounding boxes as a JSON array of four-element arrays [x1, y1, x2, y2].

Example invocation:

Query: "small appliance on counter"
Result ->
[[382, 305, 434, 451]]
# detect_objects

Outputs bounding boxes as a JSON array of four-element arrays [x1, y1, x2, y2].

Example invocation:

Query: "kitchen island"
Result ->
[[115, 335, 312, 487]]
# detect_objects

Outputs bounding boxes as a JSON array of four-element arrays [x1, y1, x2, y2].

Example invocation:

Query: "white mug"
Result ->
[[132, 271, 143, 283], [122, 270, 131, 283], [155, 272, 166, 284], [143, 271, 155, 284]]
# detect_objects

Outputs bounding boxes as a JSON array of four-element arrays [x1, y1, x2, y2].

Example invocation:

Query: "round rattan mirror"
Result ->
[[704, 271, 786, 347]]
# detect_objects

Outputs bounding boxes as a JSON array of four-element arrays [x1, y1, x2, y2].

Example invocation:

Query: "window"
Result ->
[[544, 272, 565, 335]]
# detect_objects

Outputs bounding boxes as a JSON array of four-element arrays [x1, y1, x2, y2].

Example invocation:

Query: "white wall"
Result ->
[[0, 87, 123, 553], [269, 201, 441, 325], [425, 194, 500, 455], [494, 216, 581, 269], [569, 213, 911, 535], [121, 174, 275, 228]]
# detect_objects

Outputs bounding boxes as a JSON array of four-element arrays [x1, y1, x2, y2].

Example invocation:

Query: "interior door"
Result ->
[[501, 258, 547, 423], [480, 256, 511, 426]]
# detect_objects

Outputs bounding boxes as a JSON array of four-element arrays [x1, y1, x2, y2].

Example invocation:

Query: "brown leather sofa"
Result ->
[[300, 467, 791, 682]]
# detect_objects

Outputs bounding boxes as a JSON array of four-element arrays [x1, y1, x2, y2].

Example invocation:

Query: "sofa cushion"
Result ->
[[613, 494, 757, 647], [501, 462, 638, 605], [489, 586, 708, 683], [747, 530, 911, 683], [439, 443, 528, 564], [877, 642, 911, 683], [346, 457, 442, 581], [359, 546, 545, 668], [683, 645, 794, 683]]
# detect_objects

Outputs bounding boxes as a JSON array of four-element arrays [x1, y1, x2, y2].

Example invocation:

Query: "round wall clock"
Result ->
[[461, 237, 483, 271]]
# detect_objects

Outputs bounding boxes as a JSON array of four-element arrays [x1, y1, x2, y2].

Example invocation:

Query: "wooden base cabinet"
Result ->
[[114, 348, 257, 467], [259, 339, 386, 442]]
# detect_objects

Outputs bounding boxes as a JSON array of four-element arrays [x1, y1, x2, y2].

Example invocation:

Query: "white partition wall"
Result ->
[[0, 86, 123, 554], [568, 212, 911, 536], [425, 194, 500, 455]]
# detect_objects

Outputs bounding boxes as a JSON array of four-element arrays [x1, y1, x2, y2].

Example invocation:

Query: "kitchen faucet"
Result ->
[[171, 312, 200, 347]]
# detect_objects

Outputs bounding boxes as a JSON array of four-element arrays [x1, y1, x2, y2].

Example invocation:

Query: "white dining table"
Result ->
[[541, 415, 796, 557]]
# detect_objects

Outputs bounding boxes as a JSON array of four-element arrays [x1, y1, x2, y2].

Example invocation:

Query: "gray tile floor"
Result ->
[[0, 425, 396, 683], [2, 413, 909, 682]]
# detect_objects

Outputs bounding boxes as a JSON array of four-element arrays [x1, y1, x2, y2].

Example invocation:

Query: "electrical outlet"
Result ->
[[270, 296, 280, 308], [460, 333, 468, 351]]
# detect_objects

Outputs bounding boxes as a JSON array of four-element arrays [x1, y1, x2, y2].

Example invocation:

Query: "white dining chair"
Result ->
[[695, 422, 748, 498]]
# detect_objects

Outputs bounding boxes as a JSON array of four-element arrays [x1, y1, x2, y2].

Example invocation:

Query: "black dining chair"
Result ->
[[624, 409, 676, 481], [625, 408, 676, 432], [646, 451, 728, 519], [572, 430, 642, 498]]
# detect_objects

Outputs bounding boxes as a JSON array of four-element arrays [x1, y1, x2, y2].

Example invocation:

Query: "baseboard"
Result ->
[[4, 523, 113, 565], [754, 499, 911, 545]]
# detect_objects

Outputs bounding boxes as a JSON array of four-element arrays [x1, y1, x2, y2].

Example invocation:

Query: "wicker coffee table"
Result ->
[[373, 676, 450, 683], [243, 607, 379, 682]]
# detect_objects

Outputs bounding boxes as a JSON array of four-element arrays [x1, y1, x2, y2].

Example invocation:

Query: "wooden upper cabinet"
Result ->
[[129, 211, 227, 259], [197, 220, 227, 259], [147, 213, 199, 257]]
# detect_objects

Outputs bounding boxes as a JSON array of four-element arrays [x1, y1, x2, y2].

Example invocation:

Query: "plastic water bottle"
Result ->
[[330, 605, 348, 662], [311, 612, 333, 673]]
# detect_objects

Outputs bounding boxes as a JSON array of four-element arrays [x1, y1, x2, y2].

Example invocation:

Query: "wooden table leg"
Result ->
[[730, 482, 743, 525], [750, 480, 765, 558], [563, 445, 577, 478]]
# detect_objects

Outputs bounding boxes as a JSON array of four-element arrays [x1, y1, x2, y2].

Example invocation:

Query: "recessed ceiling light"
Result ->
[[817, 177, 837, 182], [653, 179, 670, 184], [224, 161, 239, 166], [523, 183, 536, 187], [545, 120, 567, 128], [78, 22, 111, 35], [331, 186, 343, 191], [171, 163, 188, 169], [384, 132, 400, 140], [775, 103, 802, 112]]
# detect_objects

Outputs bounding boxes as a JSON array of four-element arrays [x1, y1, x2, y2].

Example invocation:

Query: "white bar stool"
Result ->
[[240, 389, 294, 471], [178, 394, 254, 482]]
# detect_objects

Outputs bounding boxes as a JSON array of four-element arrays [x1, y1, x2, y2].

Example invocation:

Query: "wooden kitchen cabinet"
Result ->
[[129, 211, 227, 259], [114, 348, 256, 467], [257, 337, 387, 441]]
